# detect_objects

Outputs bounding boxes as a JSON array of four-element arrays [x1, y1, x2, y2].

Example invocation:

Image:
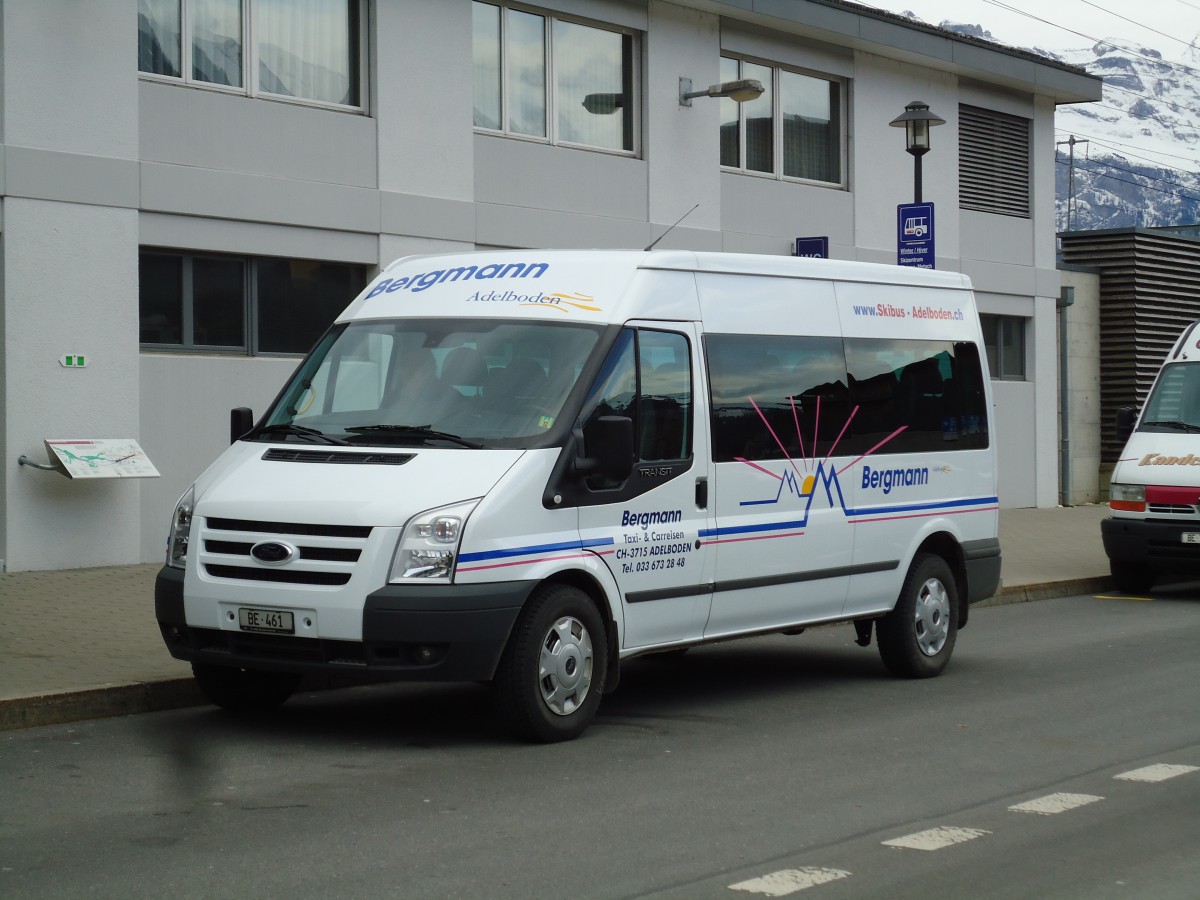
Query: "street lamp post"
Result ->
[[888, 101, 946, 203]]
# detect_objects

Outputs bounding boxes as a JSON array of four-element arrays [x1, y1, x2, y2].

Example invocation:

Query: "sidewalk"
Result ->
[[0, 504, 1114, 730]]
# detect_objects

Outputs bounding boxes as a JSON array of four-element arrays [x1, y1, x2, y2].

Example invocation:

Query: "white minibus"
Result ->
[[156, 250, 1001, 741], [1104, 319, 1200, 592]]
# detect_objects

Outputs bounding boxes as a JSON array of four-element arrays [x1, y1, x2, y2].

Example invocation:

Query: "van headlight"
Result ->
[[166, 485, 195, 569], [389, 500, 479, 582], [1109, 483, 1146, 512]]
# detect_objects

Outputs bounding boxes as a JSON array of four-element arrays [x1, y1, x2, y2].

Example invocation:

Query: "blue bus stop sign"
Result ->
[[897, 202, 935, 269]]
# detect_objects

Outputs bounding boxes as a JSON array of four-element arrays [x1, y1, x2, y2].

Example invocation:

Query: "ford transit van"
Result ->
[[1103, 319, 1200, 593], [155, 250, 1001, 741]]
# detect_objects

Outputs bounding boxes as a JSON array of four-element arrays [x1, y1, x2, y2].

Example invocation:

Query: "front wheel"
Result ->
[[877, 553, 958, 678], [493, 584, 607, 743], [191, 663, 300, 713]]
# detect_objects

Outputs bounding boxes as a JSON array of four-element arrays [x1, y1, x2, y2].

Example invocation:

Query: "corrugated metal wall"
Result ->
[[1059, 228, 1200, 461]]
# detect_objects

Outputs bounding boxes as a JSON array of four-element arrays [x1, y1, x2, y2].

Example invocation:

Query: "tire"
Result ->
[[1110, 561, 1155, 594], [191, 663, 300, 713], [877, 553, 958, 678], [493, 584, 607, 743]]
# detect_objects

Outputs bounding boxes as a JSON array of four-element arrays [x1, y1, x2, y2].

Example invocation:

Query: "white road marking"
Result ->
[[1114, 764, 1199, 783], [728, 868, 851, 896], [882, 826, 990, 851], [1008, 792, 1104, 815]]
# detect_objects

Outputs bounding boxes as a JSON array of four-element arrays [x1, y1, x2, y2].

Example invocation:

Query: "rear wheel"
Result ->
[[877, 553, 957, 678], [1110, 561, 1155, 594], [191, 663, 300, 713], [494, 584, 607, 743]]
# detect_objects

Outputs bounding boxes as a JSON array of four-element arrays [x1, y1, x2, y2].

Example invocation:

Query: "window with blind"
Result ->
[[472, 2, 638, 154], [718, 56, 844, 186], [959, 105, 1031, 217], [138, 0, 365, 109]]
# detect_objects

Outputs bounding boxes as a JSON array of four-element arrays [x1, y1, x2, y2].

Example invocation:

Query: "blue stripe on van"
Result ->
[[847, 495, 999, 517], [698, 518, 808, 539], [458, 536, 615, 564], [697, 496, 997, 540]]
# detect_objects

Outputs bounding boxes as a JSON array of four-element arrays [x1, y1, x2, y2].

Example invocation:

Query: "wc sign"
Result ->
[[897, 202, 935, 269], [794, 236, 829, 258]]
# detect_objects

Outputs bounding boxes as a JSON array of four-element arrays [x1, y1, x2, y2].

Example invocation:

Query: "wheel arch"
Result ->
[[913, 530, 969, 627], [535, 567, 622, 693]]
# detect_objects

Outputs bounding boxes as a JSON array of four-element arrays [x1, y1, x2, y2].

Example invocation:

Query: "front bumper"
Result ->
[[1101, 516, 1200, 576], [155, 566, 534, 682]]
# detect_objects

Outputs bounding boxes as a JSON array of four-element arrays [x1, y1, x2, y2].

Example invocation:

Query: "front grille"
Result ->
[[200, 517, 372, 586], [204, 565, 351, 586], [1147, 504, 1198, 516], [207, 518, 371, 539]]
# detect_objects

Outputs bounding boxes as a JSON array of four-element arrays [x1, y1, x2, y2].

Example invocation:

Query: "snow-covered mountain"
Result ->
[[898, 12, 1200, 232]]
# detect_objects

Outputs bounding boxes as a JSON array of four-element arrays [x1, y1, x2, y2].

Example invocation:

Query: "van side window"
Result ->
[[638, 330, 693, 462], [844, 338, 989, 454], [707, 334, 989, 461], [706, 334, 848, 463], [580, 328, 693, 489]]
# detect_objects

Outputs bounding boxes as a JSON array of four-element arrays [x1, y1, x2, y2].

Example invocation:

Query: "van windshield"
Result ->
[[1140, 362, 1200, 433], [257, 318, 604, 448]]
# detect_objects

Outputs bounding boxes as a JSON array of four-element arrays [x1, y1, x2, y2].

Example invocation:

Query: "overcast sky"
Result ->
[[856, 0, 1199, 64]]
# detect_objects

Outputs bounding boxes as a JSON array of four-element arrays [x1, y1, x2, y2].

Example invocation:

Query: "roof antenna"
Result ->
[[644, 203, 700, 251]]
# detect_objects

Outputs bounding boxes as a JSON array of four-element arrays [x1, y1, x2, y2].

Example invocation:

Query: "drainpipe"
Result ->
[[1057, 286, 1075, 506]]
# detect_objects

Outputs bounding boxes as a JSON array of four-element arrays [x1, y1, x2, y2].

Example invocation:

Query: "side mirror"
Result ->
[[231, 407, 254, 444], [575, 415, 635, 481], [1115, 406, 1136, 445]]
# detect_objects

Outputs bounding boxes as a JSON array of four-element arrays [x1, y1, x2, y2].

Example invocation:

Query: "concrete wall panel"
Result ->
[[4, 200, 140, 570]]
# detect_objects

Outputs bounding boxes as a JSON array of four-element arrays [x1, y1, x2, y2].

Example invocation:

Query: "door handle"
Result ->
[[695, 477, 708, 509]]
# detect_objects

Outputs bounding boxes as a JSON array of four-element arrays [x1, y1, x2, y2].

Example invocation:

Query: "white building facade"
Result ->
[[0, 0, 1100, 571]]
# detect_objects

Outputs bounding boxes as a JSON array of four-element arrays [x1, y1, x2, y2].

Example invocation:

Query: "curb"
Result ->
[[980, 575, 1113, 607], [0, 678, 204, 732], [1, 577, 1115, 732]]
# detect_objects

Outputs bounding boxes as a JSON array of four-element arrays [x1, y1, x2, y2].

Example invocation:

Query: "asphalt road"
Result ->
[[2, 587, 1198, 899]]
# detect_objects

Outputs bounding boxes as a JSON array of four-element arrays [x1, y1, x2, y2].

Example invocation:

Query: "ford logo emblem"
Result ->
[[251, 541, 296, 566]]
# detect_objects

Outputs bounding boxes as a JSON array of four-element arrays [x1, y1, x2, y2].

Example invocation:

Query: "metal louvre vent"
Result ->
[[1058, 231, 1200, 462], [200, 518, 372, 586], [262, 448, 414, 466], [959, 105, 1030, 218]]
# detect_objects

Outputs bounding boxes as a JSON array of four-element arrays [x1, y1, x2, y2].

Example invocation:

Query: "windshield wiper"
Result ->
[[255, 423, 350, 445], [1142, 420, 1200, 433], [344, 424, 484, 449]]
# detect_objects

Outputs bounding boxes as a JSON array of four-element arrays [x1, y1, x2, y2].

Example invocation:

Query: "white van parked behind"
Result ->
[[156, 250, 1001, 741], [1104, 319, 1200, 593]]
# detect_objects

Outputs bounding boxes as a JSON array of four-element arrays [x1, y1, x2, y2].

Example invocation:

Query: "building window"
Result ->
[[981, 314, 1027, 380], [719, 56, 843, 186], [472, 1, 637, 154], [959, 105, 1030, 217], [138, 0, 364, 109], [139, 250, 367, 355]]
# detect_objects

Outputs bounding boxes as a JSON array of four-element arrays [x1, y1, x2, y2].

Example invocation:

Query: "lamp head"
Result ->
[[889, 100, 946, 155], [680, 77, 765, 107]]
